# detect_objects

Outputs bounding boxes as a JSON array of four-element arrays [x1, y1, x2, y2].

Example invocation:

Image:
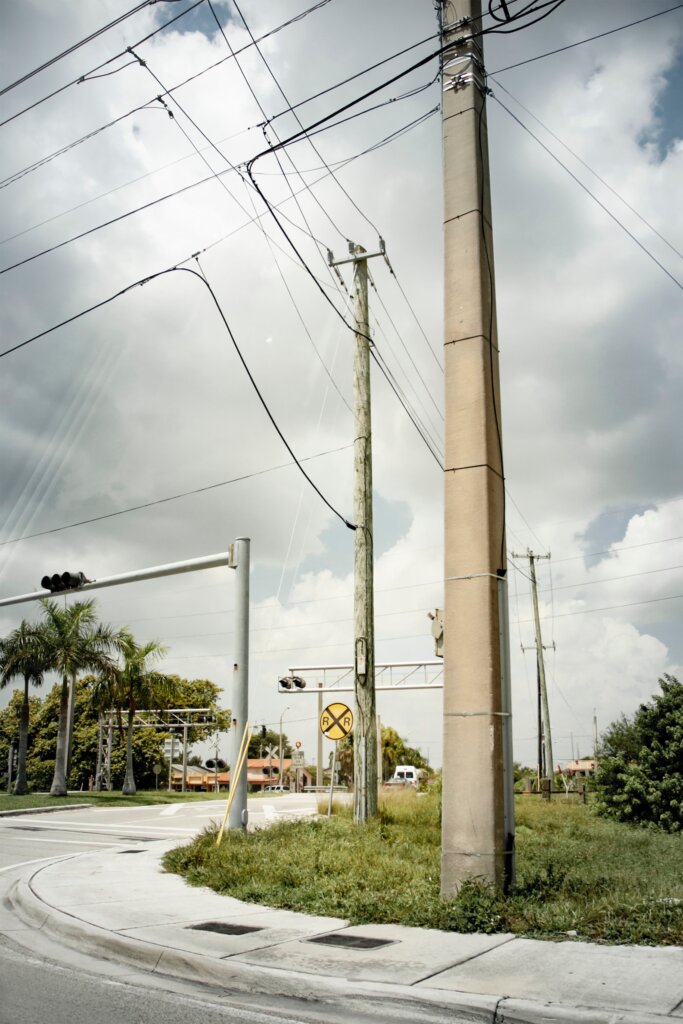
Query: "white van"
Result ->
[[388, 765, 420, 787]]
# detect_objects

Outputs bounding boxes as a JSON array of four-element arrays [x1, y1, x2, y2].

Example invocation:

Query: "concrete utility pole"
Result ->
[[440, 0, 513, 895], [328, 241, 385, 825], [514, 549, 554, 784], [228, 537, 250, 831]]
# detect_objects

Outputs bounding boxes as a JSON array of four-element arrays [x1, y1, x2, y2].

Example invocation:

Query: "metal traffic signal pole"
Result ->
[[227, 537, 250, 831], [0, 546, 249, 804], [440, 0, 513, 894]]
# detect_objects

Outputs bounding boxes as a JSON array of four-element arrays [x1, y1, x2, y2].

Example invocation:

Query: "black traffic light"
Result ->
[[206, 758, 226, 770], [260, 725, 267, 739], [278, 675, 306, 691], [41, 571, 87, 593]]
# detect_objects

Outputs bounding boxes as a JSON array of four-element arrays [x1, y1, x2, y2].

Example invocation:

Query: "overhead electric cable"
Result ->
[[491, 3, 683, 74], [0, 0, 206, 130], [539, 564, 683, 593], [490, 76, 683, 263], [228, 0, 383, 238], [0, 0, 155, 97], [0, 444, 353, 548], [516, 593, 683, 621], [492, 95, 683, 292]]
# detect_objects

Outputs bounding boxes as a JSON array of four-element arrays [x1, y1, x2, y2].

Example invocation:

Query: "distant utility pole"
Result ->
[[440, 0, 513, 896], [328, 241, 385, 825], [520, 637, 554, 788], [514, 549, 554, 784]]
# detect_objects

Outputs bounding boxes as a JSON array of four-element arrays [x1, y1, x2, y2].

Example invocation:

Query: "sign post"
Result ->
[[320, 702, 353, 817]]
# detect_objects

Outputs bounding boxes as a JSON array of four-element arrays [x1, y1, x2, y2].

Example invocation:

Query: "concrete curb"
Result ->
[[5, 869, 498, 1024], [8, 863, 677, 1024], [0, 803, 93, 817]]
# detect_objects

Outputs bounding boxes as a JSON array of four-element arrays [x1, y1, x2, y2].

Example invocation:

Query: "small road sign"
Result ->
[[320, 702, 353, 741], [292, 749, 305, 767], [153, 763, 162, 775]]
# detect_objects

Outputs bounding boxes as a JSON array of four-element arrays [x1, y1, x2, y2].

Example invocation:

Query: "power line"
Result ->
[[2, 261, 355, 530], [491, 3, 683, 75], [0, 0, 207, 130], [538, 563, 683, 594], [515, 592, 683, 622], [492, 95, 683, 292], [491, 77, 683, 263], [0, 445, 353, 548], [0, 0, 155, 97], [552, 534, 683, 564]]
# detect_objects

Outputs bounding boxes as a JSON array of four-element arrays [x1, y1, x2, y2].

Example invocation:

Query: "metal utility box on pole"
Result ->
[[228, 537, 250, 831], [328, 241, 385, 825], [440, 0, 513, 895]]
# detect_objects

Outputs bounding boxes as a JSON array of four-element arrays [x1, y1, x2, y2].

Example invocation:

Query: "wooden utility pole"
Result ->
[[328, 241, 385, 824], [514, 549, 553, 783], [440, 0, 512, 895]]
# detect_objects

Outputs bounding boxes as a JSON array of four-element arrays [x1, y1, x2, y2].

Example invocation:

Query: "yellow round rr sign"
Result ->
[[320, 702, 353, 741]]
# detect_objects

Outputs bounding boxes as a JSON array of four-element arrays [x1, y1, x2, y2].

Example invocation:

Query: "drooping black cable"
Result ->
[[492, 95, 683, 292], [0, 260, 355, 530]]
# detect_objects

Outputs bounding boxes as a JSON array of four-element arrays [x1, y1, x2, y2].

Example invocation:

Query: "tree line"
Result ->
[[0, 598, 228, 796]]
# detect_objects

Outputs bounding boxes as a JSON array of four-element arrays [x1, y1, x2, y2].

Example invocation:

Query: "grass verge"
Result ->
[[0, 790, 227, 812], [163, 791, 683, 945]]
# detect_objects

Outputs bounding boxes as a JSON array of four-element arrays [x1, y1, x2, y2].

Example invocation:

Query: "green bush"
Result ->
[[595, 674, 683, 832]]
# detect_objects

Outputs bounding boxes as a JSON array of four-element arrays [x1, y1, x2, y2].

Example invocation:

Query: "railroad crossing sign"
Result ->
[[320, 702, 353, 741]]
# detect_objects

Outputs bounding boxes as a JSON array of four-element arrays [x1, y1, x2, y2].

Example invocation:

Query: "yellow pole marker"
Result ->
[[216, 721, 251, 847]]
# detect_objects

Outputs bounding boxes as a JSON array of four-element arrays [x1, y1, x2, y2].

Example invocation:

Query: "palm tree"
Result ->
[[39, 598, 122, 797], [92, 631, 170, 795], [0, 621, 47, 795]]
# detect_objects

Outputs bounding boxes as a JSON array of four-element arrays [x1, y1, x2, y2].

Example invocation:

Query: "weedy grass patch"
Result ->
[[163, 791, 683, 944]]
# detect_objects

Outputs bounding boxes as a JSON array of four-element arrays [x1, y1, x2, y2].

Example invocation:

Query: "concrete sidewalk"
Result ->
[[7, 842, 683, 1024]]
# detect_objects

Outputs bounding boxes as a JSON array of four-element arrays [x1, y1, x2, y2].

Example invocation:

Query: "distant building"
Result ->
[[170, 757, 312, 792], [564, 758, 596, 778]]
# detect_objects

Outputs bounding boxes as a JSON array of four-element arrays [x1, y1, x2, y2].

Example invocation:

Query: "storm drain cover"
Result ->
[[307, 932, 394, 950], [119, 849, 144, 854], [187, 921, 264, 936]]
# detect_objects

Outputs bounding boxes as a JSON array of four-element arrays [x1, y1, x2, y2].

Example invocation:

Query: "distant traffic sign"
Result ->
[[292, 749, 305, 767], [320, 702, 353, 741]]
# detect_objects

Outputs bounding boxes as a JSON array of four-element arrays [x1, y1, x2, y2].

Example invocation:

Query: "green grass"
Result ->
[[163, 791, 683, 945], [0, 790, 227, 812]]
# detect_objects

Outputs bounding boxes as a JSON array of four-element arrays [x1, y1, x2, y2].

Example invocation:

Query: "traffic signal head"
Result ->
[[41, 571, 87, 593], [260, 725, 267, 739], [279, 675, 306, 691]]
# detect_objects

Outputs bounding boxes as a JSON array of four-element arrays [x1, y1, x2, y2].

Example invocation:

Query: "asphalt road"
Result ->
[[0, 795, 361, 1024], [0, 793, 319, 869]]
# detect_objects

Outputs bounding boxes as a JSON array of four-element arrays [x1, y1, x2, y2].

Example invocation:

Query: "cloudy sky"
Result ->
[[0, 0, 681, 773]]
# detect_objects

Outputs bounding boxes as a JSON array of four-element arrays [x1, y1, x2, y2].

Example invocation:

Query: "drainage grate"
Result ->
[[118, 849, 144, 854], [307, 932, 394, 951], [187, 921, 264, 936]]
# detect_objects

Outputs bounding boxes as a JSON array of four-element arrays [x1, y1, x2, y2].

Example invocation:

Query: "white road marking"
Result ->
[[5, 837, 133, 847], [159, 805, 182, 816], [1, 819, 196, 834]]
